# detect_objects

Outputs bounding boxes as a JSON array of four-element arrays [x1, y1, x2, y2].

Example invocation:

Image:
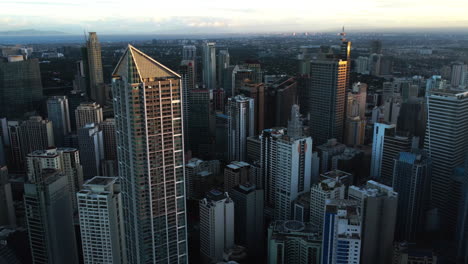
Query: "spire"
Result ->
[[287, 104, 303, 139]]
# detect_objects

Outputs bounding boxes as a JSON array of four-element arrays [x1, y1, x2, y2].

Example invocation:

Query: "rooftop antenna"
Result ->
[[339, 26, 347, 42]]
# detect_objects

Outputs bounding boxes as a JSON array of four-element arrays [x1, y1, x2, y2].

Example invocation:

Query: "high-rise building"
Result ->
[[392, 242, 438, 264], [426, 75, 446, 92], [68, 91, 87, 131], [19, 116, 55, 159], [424, 90, 468, 234], [393, 151, 431, 241], [370, 123, 397, 180], [267, 220, 322, 264], [355, 56, 370, 74], [310, 171, 347, 230], [24, 168, 79, 264], [180, 60, 196, 143], [379, 132, 415, 185], [264, 76, 297, 128], [77, 123, 103, 180], [371, 40, 383, 54], [0, 56, 43, 118], [301, 40, 350, 145], [450, 62, 467, 88], [227, 95, 255, 162], [231, 66, 254, 97], [229, 183, 264, 258], [322, 199, 361, 264], [239, 82, 265, 135], [182, 45, 196, 61], [347, 82, 367, 120], [0, 166, 15, 226], [185, 158, 220, 200], [86, 32, 105, 106], [100, 118, 116, 161], [75, 102, 103, 130], [203, 42, 216, 90], [224, 161, 251, 193], [348, 180, 398, 264], [244, 59, 262, 84], [26, 147, 84, 211], [77, 176, 125, 264], [217, 50, 230, 87], [260, 127, 313, 220], [112, 45, 188, 263], [47, 96, 71, 147], [188, 89, 213, 157], [199, 190, 235, 264]]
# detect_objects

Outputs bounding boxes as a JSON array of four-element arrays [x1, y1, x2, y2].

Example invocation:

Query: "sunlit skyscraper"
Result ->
[[112, 45, 188, 263], [87, 32, 105, 106]]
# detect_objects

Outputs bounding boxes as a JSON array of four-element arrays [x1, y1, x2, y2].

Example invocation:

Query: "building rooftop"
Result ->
[[270, 220, 321, 241]]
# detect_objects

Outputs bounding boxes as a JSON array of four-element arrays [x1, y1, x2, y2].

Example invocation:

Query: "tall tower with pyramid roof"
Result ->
[[112, 45, 188, 263]]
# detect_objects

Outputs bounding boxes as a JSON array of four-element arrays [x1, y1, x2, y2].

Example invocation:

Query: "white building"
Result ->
[[227, 95, 255, 162], [200, 190, 235, 264], [322, 199, 361, 264], [77, 176, 125, 264], [310, 171, 348, 230], [260, 127, 313, 220]]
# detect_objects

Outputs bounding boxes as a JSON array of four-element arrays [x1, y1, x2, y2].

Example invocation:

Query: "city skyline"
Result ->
[[1, 0, 468, 34]]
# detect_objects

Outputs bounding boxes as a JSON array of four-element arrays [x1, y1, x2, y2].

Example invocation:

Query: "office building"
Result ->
[[392, 242, 438, 264], [348, 180, 398, 264], [260, 127, 312, 220], [231, 66, 254, 96], [230, 183, 264, 257], [322, 199, 361, 264], [0, 166, 15, 227], [100, 118, 116, 161], [244, 60, 262, 84], [182, 45, 196, 61], [86, 32, 105, 106], [217, 50, 230, 87], [0, 56, 43, 118], [203, 42, 216, 90], [77, 176, 125, 264], [224, 161, 251, 193], [112, 45, 188, 263], [77, 123, 103, 180], [199, 190, 234, 264], [227, 95, 255, 162], [301, 40, 350, 145], [20, 116, 55, 159], [26, 147, 84, 211], [450, 62, 467, 88], [47, 96, 71, 147], [424, 90, 468, 234], [68, 91, 87, 131], [188, 89, 213, 157], [347, 82, 367, 120], [24, 169, 79, 264], [264, 76, 297, 128], [355, 56, 369, 74], [292, 192, 311, 222], [239, 82, 265, 134], [185, 158, 220, 200], [310, 172, 347, 230], [180, 60, 196, 142], [393, 151, 431, 241], [267, 220, 322, 264], [75, 102, 103, 129], [426, 75, 446, 92]]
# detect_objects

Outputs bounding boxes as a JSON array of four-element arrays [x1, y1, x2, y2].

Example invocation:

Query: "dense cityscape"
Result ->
[[0, 27, 467, 264]]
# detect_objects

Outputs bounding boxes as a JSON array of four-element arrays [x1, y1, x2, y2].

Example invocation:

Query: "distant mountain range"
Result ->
[[0, 29, 67, 36]]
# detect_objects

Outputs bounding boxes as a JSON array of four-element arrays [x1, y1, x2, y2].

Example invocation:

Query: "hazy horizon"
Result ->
[[1, 0, 468, 35]]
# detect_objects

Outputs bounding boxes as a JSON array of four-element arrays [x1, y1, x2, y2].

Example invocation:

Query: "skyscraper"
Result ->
[[0, 56, 43, 118], [322, 199, 362, 264], [77, 176, 125, 264], [180, 60, 196, 144], [203, 42, 216, 90], [224, 161, 251, 193], [229, 183, 264, 258], [260, 127, 313, 220], [47, 96, 71, 147], [185, 158, 220, 200], [450, 62, 467, 88], [182, 45, 196, 61], [217, 50, 230, 87], [393, 151, 431, 241], [199, 190, 234, 263], [227, 95, 255, 162], [0, 166, 15, 227], [240, 82, 265, 135], [26, 147, 84, 211], [301, 40, 351, 145], [77, 123, 104, 180], [24, 168, 79, 264], [424, 90, 468, 233], [188, 89, 213, 157], [75, 102, 103, 130], [348, 180, 398, 264], [100, 118, 117, 161], [87, 32, 105, 106], [264, 76, 297, 128], [19, 116, 55, 158], [112, 45, 188, 263], [267, 220, 322, 264]]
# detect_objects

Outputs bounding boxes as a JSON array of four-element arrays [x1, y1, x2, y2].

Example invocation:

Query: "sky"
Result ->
[[1, 0, 468, 34]]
